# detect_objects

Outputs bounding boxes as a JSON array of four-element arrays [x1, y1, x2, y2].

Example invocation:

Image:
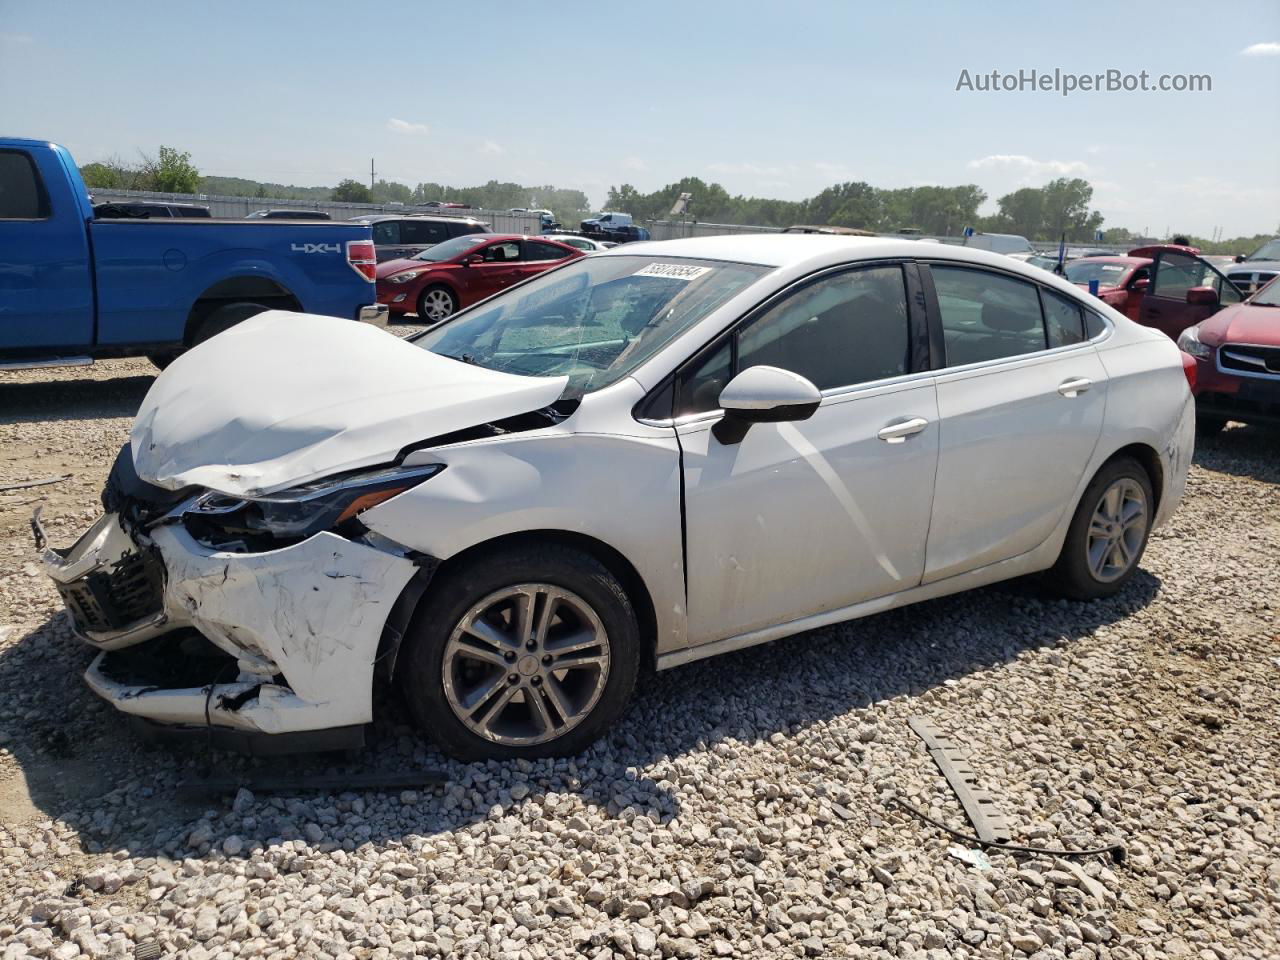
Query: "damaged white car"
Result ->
[[41, 236, 1195, 760]]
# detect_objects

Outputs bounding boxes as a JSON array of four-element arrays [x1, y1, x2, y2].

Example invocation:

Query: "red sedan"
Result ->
[[1178, 275, 1280, 435], [376, 234, 584, 322], [1063, 256, 1152, 321]]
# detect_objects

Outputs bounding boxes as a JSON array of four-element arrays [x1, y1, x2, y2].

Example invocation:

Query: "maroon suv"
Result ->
[[1177, 275, 1280, 435]]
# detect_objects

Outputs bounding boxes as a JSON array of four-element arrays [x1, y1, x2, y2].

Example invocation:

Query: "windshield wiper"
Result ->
[[439, 352, 477, 365]]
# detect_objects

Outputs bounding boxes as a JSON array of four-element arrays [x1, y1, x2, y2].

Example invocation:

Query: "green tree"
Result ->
[[143, 146, 200, 193], [79, 162, 120, 189], [331, 179, 373, 203]]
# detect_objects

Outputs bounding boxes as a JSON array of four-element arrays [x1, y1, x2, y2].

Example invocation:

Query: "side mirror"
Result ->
[[463, 253, 483, 267], [712, 366, 821, 445], [1234, 254, 1246, 263], [1131, 277, 1150, 292], [1186, 285, 1218, 307]]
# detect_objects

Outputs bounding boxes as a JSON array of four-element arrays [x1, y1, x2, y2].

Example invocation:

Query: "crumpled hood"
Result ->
[[131, 311, 568, 497]]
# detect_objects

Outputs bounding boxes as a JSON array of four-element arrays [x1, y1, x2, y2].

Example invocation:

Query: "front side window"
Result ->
[[0, 151, 48, 220], [483, 241, 520, 262], [415, 255, 769, 394], [677, 265, 911, 415], [931, 265, 1046, 366], [372, 221, 400, 245], [1153, 252, 1243, 304]]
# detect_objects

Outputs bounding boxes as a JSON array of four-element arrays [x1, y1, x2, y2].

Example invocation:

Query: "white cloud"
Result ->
[[708, 161, 786, 177], [386, 118, 429, 135], [480, 140, 503, 155], [967, 154, 1089, 180], [813, 161, 856, 180], [1240, 41, 1280, 56], [621, 157, 647, 172]]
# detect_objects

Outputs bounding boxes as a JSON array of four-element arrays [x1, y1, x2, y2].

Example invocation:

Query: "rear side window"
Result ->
[[1084, 310, 1107, 339], [931, 266, 1045, 366], [0, 151, 49, 220], [449, 221, 489, 238], [523, 240, 572, 262], [1042, 288, 1086, 348], [400, 219, 450, 245]]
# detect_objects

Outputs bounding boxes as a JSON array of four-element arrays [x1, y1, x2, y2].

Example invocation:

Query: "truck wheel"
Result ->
[[192, 302, 269, 346], [398, 544, 641, 761], [417, 286, 458, 323]]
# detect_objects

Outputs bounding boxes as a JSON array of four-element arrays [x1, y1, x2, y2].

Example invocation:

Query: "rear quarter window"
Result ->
[[0, 151, 49, 220]]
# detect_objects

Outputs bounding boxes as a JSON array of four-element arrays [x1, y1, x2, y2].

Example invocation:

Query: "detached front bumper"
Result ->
[[41, 509, 418, 742]]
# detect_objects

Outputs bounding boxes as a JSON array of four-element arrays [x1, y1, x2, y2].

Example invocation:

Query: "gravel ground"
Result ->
[[1, 353, 1278, 960]]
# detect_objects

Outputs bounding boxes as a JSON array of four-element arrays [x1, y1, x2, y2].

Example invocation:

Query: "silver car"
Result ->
[[42, 236, 1194, 759]]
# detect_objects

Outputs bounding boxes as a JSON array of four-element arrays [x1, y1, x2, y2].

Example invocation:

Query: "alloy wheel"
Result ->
[[1086, 478, 1148, 583], [420, 289, 455, 322], [441, 584, 611, 746]]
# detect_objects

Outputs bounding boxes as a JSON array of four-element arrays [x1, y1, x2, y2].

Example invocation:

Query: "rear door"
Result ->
[[1139, 251, 1243, 339], [0, 146, 94, 350], [922, 264, 1107, 583], [517, 239, 578, 281]]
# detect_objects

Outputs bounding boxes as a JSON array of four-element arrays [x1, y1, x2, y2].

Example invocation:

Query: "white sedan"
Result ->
[[42, 236, 1194, 759], [541, 233, 614, 253]]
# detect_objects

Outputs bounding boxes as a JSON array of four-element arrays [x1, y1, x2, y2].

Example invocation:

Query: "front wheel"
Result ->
[[1044, 457, 1154, 600], [416, 285, 458, 324], [398, 545, 641, 760]]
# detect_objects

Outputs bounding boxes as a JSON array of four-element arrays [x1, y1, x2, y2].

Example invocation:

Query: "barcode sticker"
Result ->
[[633, 263, 712, 281]]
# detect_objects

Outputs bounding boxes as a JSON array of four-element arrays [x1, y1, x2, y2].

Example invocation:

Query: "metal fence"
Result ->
[[88, 187, 544, 234]]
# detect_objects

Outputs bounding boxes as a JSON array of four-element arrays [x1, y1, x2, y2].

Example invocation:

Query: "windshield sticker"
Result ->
[[634, 263, 712, 282]]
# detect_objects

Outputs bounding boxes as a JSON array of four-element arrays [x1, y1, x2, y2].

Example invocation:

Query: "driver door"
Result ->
[[675, 264, 939, 647], [464, 240, 524, 304], [1139, 251, 1242, 339]]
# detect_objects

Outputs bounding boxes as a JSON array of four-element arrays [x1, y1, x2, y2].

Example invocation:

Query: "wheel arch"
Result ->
[[378, 529, 660, 682], [185, 275, 302, 343], [1097, 441, 1164, 515]]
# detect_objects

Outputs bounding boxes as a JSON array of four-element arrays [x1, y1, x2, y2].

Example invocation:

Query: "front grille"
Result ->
[[1220, 344, 1280, 377], [58, 547, 164, 633]]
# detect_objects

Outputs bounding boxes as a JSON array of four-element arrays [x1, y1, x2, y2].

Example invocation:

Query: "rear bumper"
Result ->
[[358, 303, 390, 327]]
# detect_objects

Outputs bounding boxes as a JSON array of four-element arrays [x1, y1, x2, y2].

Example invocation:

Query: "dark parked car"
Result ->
[[93, 201, 211, 218], [375, 234, 583, 321], [246, 209, 332, 220], [1178, 275, 1280, 434], [351, 214, 491, 262], [1226, 237, 1280, 296]]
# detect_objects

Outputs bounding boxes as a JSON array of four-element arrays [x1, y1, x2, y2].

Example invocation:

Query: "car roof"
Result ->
[[353, 213, 486, 224], [1072, 256, 1150, 266]]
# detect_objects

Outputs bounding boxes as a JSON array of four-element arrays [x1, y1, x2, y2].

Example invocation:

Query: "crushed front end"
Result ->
[[39, 445, 422, 751]]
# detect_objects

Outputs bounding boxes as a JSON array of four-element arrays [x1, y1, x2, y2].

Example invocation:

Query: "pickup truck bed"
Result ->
[[0, 138, 384, 368]]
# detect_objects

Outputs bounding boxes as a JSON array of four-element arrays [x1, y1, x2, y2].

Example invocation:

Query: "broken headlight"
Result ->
[[187, 464, 443, 541]]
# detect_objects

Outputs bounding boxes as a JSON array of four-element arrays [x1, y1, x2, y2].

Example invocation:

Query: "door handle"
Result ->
[[878, 417, 929, 443], [1058, 377, 1093, 398]]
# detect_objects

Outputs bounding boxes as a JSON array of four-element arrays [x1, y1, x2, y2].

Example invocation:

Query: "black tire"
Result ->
[[1044, 457, 1155, 601], [192, 302, 270, 346], [416, 285, 458, 324], [398, 544, 641, 761], [147, 352, 179, 371], [1195, 413, 1226, 438]]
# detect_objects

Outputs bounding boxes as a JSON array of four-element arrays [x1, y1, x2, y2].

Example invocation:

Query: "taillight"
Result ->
[[347, 240, 377, 282], [1179, 350, 1197, 393]]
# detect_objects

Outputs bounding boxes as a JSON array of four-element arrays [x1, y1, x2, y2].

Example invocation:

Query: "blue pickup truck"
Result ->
[[0, 138, 386, 369]]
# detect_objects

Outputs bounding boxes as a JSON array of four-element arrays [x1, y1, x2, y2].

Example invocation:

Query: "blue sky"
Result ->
[[2, 0, 1278, 236]]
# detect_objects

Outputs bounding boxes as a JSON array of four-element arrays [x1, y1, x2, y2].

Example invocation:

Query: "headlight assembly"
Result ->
[[386, 270, 425, 284], [1176, 325, 1213, 360], [187, 464, 443, 540]]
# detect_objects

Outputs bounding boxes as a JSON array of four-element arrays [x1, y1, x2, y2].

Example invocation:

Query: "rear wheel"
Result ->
[[1044, 457, 1154, 600], [192, 301, 270, 346], [398, 545, 641, 760], [417, 285, 458, 324]]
